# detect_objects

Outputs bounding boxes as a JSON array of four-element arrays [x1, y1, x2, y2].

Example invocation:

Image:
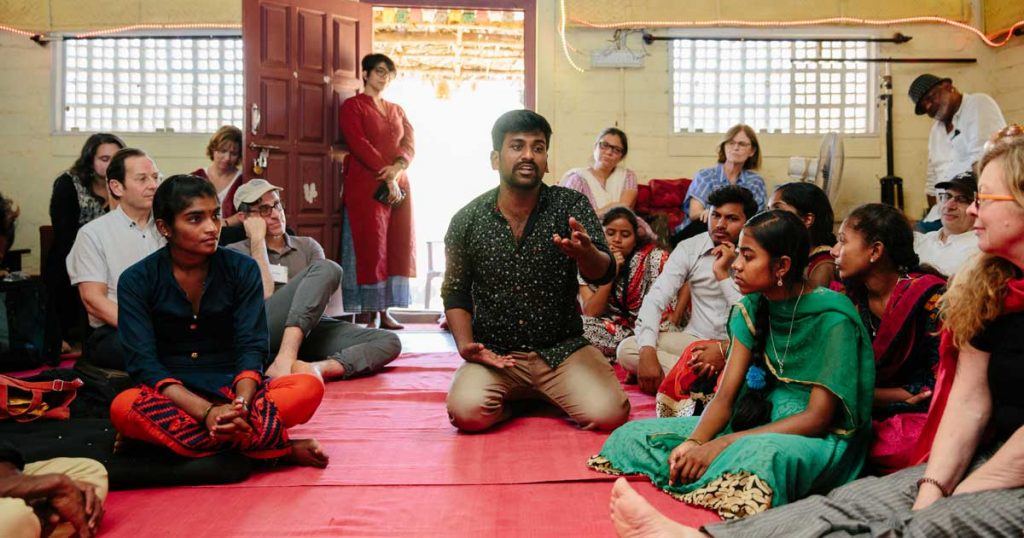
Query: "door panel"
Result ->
[[244, 0, 370, 261], [296, 153, 327, 214], [259, 78, 290, 139], [297, 82, 326, 143], [260, 4, 290, 69], [297, 9, 327, 73]]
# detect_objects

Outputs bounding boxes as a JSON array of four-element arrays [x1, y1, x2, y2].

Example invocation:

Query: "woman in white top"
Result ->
[[560, 127, 638, 216]]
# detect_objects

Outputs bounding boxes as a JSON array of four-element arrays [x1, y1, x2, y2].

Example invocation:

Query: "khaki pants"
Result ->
[[0, 457, 108, 538], [446, 345, 630, 432], [616, 331, 700, 375]]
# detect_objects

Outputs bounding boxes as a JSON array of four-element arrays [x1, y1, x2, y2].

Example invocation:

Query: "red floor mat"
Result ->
[[99, 350, 719, 535], [103, 481, 719, 537]]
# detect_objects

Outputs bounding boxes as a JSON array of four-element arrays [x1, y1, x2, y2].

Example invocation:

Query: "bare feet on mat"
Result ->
[[379, 310, 404, 330], [289, 438, 329, 468], [265, 359, 292, 379], [290, 359, 321, 380], [312, 359, 346, 381], [610, 478, 706, 538]]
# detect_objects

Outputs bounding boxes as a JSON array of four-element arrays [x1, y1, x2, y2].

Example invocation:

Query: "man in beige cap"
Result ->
[[227, 179, 400, 380]]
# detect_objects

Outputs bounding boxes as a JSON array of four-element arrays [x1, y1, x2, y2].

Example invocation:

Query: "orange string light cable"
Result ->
[[75, 23, 241, 39], [559, 0, 585, 72], [568, 15, 1024, 48], [0, 23, 38, 38]]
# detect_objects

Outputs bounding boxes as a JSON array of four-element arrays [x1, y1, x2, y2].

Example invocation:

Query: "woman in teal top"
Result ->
[[588, 210, 875, 520]]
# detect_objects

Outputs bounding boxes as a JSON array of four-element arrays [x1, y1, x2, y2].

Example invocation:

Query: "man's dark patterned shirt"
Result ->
[[442, 184, 615, 368]]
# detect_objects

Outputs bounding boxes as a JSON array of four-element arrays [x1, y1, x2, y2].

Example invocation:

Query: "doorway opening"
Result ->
[[372, 6, 526, 312]]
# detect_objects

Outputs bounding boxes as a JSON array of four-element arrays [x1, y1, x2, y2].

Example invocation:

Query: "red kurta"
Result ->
[[339, 93, 417, 285], [191, 167, 242, 219]]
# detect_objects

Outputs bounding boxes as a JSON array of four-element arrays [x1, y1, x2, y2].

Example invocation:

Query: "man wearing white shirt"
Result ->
[[66, 148, 164, 369], [914, 171, 979, 277], [617, 185, 756, 394], [908, 73, 1005, 219]]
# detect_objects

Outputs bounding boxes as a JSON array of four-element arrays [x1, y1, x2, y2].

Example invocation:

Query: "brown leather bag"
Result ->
[[0, 374, 83, 422]]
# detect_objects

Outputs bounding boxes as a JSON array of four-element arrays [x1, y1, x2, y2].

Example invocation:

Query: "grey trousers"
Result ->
[[266, 260, 401, 378], [705, 448, 1024, 538]]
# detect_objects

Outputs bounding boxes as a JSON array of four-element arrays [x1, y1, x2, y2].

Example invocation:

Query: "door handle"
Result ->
[[250, 103, 261, 135], [248, 143, 281, 151]]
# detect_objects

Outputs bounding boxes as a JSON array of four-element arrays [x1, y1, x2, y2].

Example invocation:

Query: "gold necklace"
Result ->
[[768, 284, 805, 375]]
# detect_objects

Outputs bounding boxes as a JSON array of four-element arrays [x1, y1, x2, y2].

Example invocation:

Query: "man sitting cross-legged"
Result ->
[[617, 185, 757, 397], [67, 148, 164, 370], [443, 109, 630, 432], [227, 179, 400, 380]]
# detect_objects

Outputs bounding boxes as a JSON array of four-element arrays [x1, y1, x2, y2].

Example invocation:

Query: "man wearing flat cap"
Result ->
[[908, 73, 1005, 219]]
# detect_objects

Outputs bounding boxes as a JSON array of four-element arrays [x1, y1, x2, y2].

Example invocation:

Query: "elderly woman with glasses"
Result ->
[[604, 124, 1024, 538], [338, 53, 415, 330], [560, 127, 639, 217], [673, 124, 767, 245]]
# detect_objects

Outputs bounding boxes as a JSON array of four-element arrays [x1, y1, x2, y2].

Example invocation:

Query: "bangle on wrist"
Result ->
[[684, 437, 704, 446], [200, 403, 216, 427], [916, 477, 951, 497]]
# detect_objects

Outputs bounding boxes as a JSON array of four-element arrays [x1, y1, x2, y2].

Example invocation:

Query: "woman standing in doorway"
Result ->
[[339, 53, 415, 329]]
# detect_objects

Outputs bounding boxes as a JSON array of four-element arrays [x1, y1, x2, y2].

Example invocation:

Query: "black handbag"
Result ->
[[374, 181, 406, 207], [0, 277, 61, 372]]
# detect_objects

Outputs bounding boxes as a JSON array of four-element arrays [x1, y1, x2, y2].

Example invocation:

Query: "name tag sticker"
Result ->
[[269, 264, 289, 284]]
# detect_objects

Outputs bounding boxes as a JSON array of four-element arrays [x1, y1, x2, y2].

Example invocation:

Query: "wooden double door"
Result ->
[[242, 0, 371, 259]]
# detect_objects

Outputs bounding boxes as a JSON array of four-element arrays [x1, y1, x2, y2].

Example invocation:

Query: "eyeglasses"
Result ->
[[972, 192, 1016, 208], [597, 141, 624, 156], [725, 140, 752, 149], [371, 66, 394, 80], [248, 201, 283, 217], [936, 192, 972, 205]]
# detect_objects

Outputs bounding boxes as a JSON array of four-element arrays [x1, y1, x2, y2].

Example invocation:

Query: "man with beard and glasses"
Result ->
[[442, 110, 630, 433], [908, 74, 1005, 225]]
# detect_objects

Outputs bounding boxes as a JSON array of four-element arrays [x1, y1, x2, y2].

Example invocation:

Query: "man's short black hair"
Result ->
[[707, 185, 759, 220], [491, 110, 552, 151]]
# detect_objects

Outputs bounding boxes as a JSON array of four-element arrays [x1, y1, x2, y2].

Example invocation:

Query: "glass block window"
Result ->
[[672, 39, 875, 134], [61, 37, 244, 133]]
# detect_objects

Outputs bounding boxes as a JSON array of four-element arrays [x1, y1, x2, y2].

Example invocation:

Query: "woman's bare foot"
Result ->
[[312, 359, 346, 381], [379, 310, 404, 330], [265, 359, 292, 379], [610, 478, 706, 537], [290, 360, 322, 380], [288, 438, 329, 468]]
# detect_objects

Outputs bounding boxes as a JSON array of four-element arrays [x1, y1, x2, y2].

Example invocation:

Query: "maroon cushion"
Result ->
[[648, 178, 692, 209], [635, 184, 652, 214]]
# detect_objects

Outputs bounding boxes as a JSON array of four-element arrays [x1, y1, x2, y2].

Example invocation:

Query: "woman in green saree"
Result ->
[[588, 210, 876, 520]]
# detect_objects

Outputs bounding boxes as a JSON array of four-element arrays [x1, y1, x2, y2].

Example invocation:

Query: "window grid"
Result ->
[[672, 39, 874, 135], [62, 37, 244, 134]]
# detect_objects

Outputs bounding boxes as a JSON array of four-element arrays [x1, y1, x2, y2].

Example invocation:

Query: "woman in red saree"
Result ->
[[339, 53, 415, 329], [831, 203, 946, 473]]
